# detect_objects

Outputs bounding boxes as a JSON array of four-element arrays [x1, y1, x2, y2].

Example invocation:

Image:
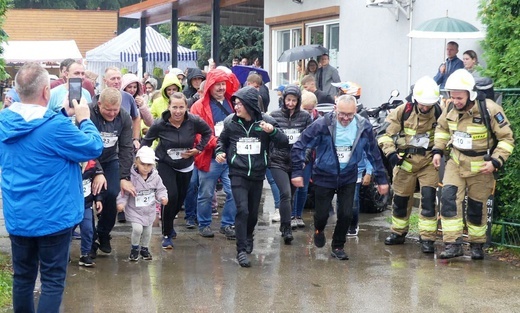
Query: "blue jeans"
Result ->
[[265, 168, 280, 208], [184, 167, 199, 222], [79, 208, 94, 255], [197, 159, 236, 229], [10, 228, 72, 313], [292, 162, 312, 217]]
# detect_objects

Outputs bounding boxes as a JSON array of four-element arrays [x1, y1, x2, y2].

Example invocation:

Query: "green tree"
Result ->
[[479, 0, 520, 87], [480, 0, 520, 223], [0, 0, 12, 81]]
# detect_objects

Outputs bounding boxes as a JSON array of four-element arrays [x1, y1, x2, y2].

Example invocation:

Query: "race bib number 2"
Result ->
[[135, 190, 155, 207]]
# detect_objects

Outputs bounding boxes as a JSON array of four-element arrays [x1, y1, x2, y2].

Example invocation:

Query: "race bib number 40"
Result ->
[[452, 131, 472, 150], [236, 137, 261, 155], [135, 189, 155, 207], [336, 146, 352, 164], [283, 128, 301, 144]]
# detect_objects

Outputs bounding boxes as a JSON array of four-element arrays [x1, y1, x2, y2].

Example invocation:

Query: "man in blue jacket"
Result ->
[[291, 95, 389, 260], [0, 62, 103, 312]]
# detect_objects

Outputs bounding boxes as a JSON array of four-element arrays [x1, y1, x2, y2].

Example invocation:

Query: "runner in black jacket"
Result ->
[[216, 86, 288, 267]]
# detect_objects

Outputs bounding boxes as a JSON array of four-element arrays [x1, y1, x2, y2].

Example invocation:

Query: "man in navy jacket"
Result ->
[[291, 95, 389, 260]]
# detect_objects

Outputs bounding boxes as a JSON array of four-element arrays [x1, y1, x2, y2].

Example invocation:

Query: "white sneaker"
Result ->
[[296, 217, 305, 228], [290, 218, 298, 229], [272, 209, 281, 222]]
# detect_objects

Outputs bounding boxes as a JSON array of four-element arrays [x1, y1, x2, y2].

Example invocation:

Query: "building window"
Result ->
[[273, 27, 302, 86]]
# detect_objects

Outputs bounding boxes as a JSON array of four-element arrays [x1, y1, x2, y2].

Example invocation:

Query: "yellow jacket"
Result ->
[[378, 102, 438, 173], [433, 99, 514, 177]]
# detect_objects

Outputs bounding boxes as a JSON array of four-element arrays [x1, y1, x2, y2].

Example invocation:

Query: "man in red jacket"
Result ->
[[190, 68, 239, 239]]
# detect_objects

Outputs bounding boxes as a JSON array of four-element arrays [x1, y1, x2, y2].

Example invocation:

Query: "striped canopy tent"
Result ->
[[86, 26, 198, 85], [120, 27, 198, 63]]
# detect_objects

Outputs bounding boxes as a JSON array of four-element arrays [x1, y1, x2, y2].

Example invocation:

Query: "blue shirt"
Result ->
[[210, 98, 233, 125], [48, 84, 92, 112], [335, 118, 357, 169]]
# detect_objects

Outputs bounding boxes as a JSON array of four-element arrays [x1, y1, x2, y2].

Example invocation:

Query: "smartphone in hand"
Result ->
[[68, 78, 82, 108]]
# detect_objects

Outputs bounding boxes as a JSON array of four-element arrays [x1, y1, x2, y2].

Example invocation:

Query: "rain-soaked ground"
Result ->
[[1, 186, 520, 312]]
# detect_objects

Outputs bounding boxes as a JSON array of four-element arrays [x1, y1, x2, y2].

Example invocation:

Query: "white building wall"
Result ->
[[264, 0, 483, 109]]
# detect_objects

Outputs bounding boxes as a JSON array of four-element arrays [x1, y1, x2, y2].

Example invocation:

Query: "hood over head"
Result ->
[[282, 84, 302, 111], [186, 67, 206, 88], [160, 73, 183, 99], [231, 86, 262, 121], [145, 77, 158, 90], [0, 102, 54, 144], [121, 73, 143, 96]]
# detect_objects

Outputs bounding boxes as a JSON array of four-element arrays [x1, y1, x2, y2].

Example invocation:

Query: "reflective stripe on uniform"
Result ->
[[470, 160, 485, 173], [435, 132, 451, 141], [448, 122, 458, 132], [468, 224, 487, 237], [441, 218, 463, 232], [451, 152, 459, 165], [400, 160, 413, 172], [418, 218, 438, 233], [403, 128, 416, 136], [378, 135, 393, 144], [497, 141, 514, 153], [467, 125, 487, 134], [392, 216, 409, 229], [471, 133, 487, 140]]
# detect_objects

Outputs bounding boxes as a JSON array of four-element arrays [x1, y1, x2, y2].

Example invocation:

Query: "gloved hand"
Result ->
[[388, 152, 403, 168]]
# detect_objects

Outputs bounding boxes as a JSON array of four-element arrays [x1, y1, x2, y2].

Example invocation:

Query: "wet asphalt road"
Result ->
[[1, 187, 520, 312]]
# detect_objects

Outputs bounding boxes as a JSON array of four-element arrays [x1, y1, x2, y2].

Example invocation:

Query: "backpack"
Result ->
[[400, 101, 442, 131]]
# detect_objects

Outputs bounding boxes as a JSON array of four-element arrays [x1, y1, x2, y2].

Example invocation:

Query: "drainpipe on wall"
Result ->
[[407, 3, 413, 90]]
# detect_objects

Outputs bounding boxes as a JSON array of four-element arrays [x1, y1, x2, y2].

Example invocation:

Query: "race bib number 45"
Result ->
[[236, 137, 261, 155]]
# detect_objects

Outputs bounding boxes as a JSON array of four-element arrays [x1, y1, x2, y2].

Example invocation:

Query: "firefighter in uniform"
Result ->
[[378, 76, 441, 253], [432, 69, 514, 260]]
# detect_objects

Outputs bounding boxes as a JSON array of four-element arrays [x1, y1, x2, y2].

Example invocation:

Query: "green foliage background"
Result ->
[[0, 0, 12, 81], [158, 22, 263, 69], [480, 0, 520, 221]]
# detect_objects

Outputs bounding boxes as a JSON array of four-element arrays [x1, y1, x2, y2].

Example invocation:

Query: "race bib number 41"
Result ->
[[236, 137, 261, 155]]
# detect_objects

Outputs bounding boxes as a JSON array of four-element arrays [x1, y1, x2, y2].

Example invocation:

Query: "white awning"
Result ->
[[1, 40, 83, 63]]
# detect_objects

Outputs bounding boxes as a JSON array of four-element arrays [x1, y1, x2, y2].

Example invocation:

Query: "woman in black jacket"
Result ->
[[141, 92, 212, 249], [269, 85, 313, 244]]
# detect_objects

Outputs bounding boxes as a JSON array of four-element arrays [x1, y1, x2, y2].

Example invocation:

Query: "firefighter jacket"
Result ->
[[377, 102, 438, 173], [433, 99, 514, 178]]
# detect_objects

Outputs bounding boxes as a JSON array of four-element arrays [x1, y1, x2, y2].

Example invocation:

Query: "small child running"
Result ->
[[78, 160, 104, 267], [117, 146, 168, 261]]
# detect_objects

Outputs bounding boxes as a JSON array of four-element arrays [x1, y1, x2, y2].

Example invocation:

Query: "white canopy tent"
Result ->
[[1, 40, 82, 63], [86, 27, 198, 82]]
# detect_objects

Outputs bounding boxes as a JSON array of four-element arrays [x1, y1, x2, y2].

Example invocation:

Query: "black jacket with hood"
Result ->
[[142, 110, 212, 170], [268, 85, 313, 172], [216, 86, 289, 181], [183, 67, 206, 107]]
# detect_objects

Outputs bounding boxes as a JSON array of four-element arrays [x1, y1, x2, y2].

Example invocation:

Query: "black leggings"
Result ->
[[269, 168, 296, 225], [157, 163, 192, 236]]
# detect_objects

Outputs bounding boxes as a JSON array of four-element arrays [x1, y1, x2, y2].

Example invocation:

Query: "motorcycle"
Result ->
[[359, 90, 403, 214]]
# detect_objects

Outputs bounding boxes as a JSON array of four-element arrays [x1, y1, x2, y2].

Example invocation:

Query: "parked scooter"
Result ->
[[359, 90, 403, 214]]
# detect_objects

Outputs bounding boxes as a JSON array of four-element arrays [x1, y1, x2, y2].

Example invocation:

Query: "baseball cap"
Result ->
[[136, 146, 157, 164]]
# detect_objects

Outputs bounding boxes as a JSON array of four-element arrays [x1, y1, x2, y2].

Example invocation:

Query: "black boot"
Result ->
[[470, 243, 484, 260], [245, 237, 254, 254], [98, 235, 112, 254], [280, 223, 293, 245], [439, 243, 463, 259], [420, 240, 435, 254], [384, 232, 407, 245]]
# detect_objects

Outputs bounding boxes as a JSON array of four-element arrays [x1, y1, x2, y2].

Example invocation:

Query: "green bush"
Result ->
[[0, 253, 12, 308], [494, 93, 520, 221]]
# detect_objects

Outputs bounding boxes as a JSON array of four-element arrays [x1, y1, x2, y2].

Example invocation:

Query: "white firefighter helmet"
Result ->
[[445, 69, 477, 101], [412, 76, 440, 105]]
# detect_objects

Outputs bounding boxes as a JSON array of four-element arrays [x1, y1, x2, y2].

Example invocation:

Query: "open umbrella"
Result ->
[[408, 16, 485, 39], [278, 44, 328, 62], [231, 65, 270, 85]]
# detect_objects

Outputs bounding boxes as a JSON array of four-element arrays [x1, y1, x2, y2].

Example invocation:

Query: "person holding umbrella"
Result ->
[[433, 41, 464, 89]]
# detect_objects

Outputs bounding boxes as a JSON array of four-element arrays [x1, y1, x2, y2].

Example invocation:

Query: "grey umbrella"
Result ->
[[278, 44, 329, 62]]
